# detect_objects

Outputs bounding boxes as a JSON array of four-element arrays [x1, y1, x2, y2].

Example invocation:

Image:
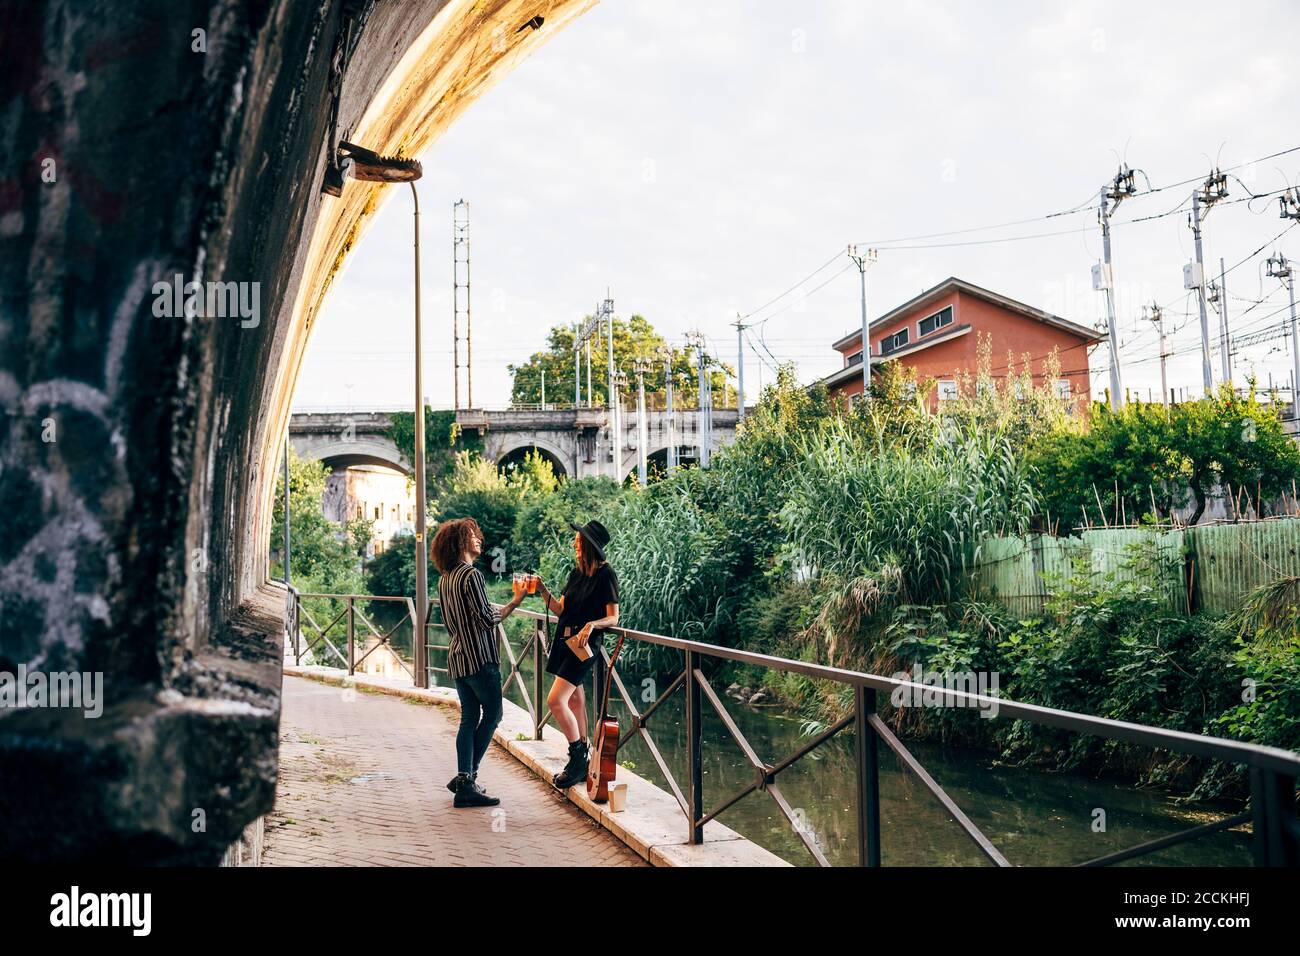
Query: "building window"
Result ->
[[1055, 379, 1071, 399], [848, 392, 864, 408], [373, 506, 380, 520], [846, 350, 863, 366], [879, 328, 909, 355], [937, 379, 958, 402], [918, 305, 954, 338]]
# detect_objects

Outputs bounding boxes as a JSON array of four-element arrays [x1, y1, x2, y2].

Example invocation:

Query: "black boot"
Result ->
[[553, 740, 590, 789], [452, 772, 500, 808], [446, 770, 485, 794]]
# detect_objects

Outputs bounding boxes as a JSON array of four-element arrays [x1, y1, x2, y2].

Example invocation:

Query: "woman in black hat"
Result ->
[[533, 519, 619, 789]]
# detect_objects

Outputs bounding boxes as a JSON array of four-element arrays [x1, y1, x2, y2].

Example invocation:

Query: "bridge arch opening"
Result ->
[[496, 444, 568, 481]]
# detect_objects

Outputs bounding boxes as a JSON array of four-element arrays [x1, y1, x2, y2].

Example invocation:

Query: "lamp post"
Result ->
[[410, 181, 429, 689], [323, 141, 427, 687]]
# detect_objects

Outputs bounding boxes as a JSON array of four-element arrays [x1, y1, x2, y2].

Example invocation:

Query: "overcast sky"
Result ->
[[294, 0, 1300, 411]]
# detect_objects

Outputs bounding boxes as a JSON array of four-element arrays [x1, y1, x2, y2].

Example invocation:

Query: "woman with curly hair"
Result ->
[[431, 516, 526, 808]]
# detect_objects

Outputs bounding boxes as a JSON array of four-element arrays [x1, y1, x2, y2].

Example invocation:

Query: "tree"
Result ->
[[365, 531, 417, 598], [270, 451, 364, 586], [511, 474, 623, 572], [386, 407, 481, 504], [1029, 384, 1300, 528], [508, 313, 732, 407]]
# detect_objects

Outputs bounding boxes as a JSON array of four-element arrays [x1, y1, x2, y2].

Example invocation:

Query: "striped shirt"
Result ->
[[438, 563, 502, 681]]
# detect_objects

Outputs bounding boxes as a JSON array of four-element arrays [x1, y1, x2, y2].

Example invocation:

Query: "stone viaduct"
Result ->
[[290, 407, 741, 481]]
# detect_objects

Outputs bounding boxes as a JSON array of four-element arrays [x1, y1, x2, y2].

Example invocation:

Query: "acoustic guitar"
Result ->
[[587, 632, 626, 803]]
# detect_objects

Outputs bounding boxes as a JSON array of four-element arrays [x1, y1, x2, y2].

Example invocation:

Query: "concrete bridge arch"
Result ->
[[290, 412, 411, 475]]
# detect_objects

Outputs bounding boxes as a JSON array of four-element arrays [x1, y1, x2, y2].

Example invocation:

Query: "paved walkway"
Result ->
[[263, 675, 646, 867]]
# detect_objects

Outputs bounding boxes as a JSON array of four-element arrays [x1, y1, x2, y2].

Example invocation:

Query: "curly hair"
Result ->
[[430, 517, 482, 575]]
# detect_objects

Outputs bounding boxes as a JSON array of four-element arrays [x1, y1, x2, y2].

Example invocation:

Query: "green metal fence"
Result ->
[[972, 518, 1300, 617]]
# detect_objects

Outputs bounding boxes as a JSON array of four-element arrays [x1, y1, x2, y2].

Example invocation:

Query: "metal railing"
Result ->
[[286, 590, 1300, 867], [288, 590, 417, 682]]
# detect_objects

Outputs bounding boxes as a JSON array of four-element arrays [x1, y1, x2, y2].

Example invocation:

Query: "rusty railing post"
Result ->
[[685, 649, 704, 845], [533, 618, 544, 740], [1251, 768, 1300, 866], [593, 644, 607, 740], [855, 685, 882, 866], [292, 590, 301, 665], [346, 597, 356, 675]]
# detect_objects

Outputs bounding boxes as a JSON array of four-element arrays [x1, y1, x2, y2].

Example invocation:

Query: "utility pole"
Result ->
[[733, 314, 747, 421], [452, 199, 472, 409], [1096, 165, 1137, 410], [846, 245, 878, 401], [690, 332, 713, 467], [1218, 258, 1231, 384], [1274, 192, 1300, 417], [1187, 170, 1228, 395], [663, 347, 676, 475], [613, 369, 628, 480], [541, 368, 546, 409], [634, 358, 648, 485], [598, 293, 617, 477], [574, 312, 600, 409], [1267, 253, 1298, 418], [1145, 302, 1169, 405]]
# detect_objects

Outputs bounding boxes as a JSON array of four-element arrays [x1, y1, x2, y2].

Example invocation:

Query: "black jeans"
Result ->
[[453, 663, 503, 775]]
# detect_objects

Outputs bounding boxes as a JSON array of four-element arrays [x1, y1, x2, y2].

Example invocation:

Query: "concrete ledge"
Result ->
[[283, 665, 789, 867]]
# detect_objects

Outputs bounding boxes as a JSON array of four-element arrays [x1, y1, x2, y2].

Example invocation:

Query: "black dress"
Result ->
[[545, 563, 619, 686]]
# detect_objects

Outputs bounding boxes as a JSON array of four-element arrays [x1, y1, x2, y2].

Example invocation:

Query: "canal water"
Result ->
[[602, 692, 1252, 866]]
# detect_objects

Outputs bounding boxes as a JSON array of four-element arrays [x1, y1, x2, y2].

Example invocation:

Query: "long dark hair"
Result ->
[[431, 517, 481, 575], [575, 531, 604, 577]]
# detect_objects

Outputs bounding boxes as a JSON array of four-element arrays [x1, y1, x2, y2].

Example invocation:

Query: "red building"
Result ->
[[820, 277, 1102, 411]]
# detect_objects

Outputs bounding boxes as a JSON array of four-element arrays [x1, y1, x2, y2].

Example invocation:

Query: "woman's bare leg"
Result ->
[[567, 685, 587, 741], [547, 678, 581, 743]]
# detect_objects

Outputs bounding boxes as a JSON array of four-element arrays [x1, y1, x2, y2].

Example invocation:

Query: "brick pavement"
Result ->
[[263, 675, 646, 867]]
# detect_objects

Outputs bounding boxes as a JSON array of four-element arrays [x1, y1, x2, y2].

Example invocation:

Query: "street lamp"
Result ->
[[322, 141, 429, 688], [847, 245, 878, 401]]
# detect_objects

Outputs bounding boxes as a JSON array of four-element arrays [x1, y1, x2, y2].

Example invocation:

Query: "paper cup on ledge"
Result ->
[[608, 782, 628, 813]]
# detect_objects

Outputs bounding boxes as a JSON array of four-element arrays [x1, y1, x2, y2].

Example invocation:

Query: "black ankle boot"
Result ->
[[553, 740, 590, 789], [453, 772, 500, 808], [447, 771, 484, 794]]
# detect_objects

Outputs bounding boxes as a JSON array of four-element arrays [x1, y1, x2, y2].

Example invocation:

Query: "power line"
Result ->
[[739, 248, 844, 320]]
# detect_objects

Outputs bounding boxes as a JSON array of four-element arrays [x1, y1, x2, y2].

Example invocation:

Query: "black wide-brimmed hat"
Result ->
[[569, 520, 611, 562]]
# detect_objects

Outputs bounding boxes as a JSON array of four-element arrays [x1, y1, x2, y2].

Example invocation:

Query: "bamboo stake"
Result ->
[[1093, 484, 1108, 528]]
